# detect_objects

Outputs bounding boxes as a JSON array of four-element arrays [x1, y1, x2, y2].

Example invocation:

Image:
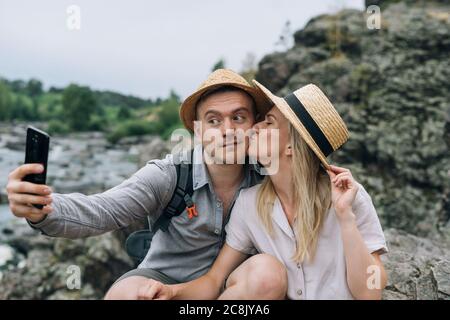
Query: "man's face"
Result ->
[[195, 90, 256, 165]]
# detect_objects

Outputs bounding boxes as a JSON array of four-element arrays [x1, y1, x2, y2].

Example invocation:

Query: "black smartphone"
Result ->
[[23, 126, 50, 209]]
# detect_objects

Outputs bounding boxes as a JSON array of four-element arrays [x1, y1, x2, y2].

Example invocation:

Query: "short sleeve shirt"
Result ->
[[225, 183, 388, 300]]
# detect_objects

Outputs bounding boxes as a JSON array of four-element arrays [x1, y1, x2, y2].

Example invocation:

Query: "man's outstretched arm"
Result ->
[[6, 158, 176, 239]]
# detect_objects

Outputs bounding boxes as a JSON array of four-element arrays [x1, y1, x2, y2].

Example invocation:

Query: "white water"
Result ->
[[0, 204, 12, 226]]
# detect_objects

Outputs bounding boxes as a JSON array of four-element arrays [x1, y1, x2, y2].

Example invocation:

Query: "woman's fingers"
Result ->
[[146, 282, 163, 299], [137, 280, 163, 300], [333, 175, 354, 190], [326, 170, 336, 179], [329, 165, 350, 174], [137, 281, 153, 300], [332, 172, 353, 186]]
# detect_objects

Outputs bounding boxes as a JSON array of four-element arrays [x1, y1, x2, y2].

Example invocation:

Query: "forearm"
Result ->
[[339, 212, 384, 300], [29, 192, 132, 238], [29, 185, 152, 238], [171, 273, 223, 300]]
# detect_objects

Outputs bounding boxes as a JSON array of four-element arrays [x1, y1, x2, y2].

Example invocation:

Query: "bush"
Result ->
[[107, 120, 163, 144], [47, 120, 70, 135]]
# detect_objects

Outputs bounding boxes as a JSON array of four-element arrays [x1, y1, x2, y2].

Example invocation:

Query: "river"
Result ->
[[0, 123, 167, 229]]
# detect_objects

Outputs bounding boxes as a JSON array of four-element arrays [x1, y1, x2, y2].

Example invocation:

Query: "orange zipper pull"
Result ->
[[187, 204, 198, 219], [185, 194, 198, 219]]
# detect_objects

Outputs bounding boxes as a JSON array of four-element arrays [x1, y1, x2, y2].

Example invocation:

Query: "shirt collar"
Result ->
[[272, 197, 295, 239]]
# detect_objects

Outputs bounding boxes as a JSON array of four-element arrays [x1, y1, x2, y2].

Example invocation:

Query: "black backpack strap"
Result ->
[[151, 150, 194, 233]]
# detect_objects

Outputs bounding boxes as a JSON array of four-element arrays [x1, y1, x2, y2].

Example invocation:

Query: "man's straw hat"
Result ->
[[252, 80, 349, 169], [180, 69, 272, 131]]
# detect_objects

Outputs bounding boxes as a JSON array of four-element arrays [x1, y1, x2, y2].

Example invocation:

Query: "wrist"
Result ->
[[336, 209, 356, 227], [27, 214, 47, 224], [170, 283, 182, 300]]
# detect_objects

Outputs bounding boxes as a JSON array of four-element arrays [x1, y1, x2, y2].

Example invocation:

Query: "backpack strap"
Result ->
[[151, 150, 195, 233]]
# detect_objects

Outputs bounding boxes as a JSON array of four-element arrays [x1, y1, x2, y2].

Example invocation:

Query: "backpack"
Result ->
[[125, 151, 197, 265]]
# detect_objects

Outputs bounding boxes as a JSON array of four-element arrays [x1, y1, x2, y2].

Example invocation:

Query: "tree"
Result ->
[[117, 106, 131, 119], [0, 81, 12, 120], [211, 58, 226, 71], [62, 84, 98, 131], [26, 79, 43, 97]]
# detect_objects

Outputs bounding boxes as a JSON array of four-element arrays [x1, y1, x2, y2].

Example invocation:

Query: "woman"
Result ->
[[136, 81, 388, 300]]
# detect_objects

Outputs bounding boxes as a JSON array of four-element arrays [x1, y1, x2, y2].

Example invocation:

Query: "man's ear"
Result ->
[[193, 120, 203, 140]]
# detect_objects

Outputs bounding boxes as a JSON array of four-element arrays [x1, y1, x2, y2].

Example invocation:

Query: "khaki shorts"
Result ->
[[113, 268, 179, 285]]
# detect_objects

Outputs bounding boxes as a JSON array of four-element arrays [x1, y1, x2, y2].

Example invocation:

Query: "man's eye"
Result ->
[[234, 115, 245, 122], [208, 119, 220, 125]]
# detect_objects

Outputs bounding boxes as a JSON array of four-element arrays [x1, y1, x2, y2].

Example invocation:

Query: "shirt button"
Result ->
[[297, 263, 301, 269], [216, 203, 221, 208], [214, 229, 220, 234], [297, 289, 303, 296]]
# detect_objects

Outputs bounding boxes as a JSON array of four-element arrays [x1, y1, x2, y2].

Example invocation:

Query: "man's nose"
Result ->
[[221, 117, 235, 133], [253, 121, 264, 132]]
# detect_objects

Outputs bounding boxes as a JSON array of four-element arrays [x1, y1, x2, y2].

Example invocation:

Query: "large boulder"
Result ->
[[382, 228, 450, 300], [0, 219, 134, 300]]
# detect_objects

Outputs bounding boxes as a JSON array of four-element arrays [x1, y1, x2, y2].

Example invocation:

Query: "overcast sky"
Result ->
[[0, 0, 364, 100]]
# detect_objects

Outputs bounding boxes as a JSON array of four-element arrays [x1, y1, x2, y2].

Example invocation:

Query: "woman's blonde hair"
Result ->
[[256, 123, 332, 263]]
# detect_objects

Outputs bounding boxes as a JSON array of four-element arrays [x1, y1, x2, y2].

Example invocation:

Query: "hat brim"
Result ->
[[252, 80, 330, 169], [180, 83, 272, 132]]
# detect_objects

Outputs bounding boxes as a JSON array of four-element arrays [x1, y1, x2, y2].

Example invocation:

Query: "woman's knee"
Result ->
[[104, 276, 148, 300], [245, 254, 288, 299]]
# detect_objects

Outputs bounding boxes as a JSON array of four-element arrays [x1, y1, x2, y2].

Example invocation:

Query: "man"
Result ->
[[6, 69, 288, 299]]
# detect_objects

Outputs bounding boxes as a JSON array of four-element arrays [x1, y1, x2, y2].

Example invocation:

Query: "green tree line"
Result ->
[[0, 77, 183, 143]]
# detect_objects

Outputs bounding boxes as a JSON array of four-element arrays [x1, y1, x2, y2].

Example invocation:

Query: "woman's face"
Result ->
[[248, 106, 291, 167]]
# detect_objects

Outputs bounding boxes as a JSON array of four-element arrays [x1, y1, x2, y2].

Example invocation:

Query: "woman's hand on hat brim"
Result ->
[[326, 165, 359, 224]]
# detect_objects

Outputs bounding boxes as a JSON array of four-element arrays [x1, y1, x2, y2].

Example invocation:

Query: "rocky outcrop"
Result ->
[[0, 219, 134, 300], [256, 0, 450, 237], [382, 228, 450, 300]]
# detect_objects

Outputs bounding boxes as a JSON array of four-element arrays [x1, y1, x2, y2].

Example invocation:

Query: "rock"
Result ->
[[0, 245, 14, 266], [136, 135, 171, 167], [382, 228, 450, 300], [0, 219, 134, 299]]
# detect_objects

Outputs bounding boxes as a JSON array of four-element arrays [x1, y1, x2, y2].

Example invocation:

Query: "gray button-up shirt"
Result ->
[[30, 144, 262, 282]]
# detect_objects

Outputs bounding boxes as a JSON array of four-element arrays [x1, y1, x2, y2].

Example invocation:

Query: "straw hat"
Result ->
[[180, 69, 272, 131], [252, 80, 349, 169]]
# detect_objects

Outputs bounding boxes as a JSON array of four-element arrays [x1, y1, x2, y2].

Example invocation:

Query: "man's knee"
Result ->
[[245, 254, 288, 299], [104, 276, 148, 300]]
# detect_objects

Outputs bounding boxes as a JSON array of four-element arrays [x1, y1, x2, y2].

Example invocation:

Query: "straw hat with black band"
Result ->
[[252, 80, 349, 169], [180, 69, 272, 132]]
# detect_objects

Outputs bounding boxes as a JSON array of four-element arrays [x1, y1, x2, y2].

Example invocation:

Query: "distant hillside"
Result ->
[[0, 77, 183, 142]]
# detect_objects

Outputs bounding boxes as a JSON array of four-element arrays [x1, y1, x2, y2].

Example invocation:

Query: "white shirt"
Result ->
[[225, 183, 388, 300]]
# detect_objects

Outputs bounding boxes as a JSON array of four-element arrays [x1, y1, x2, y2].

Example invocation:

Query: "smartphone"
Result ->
[[23, 126, 50, 209]]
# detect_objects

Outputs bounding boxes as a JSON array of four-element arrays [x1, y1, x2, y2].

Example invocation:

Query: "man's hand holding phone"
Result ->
[[6, 164, 53, 223]]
